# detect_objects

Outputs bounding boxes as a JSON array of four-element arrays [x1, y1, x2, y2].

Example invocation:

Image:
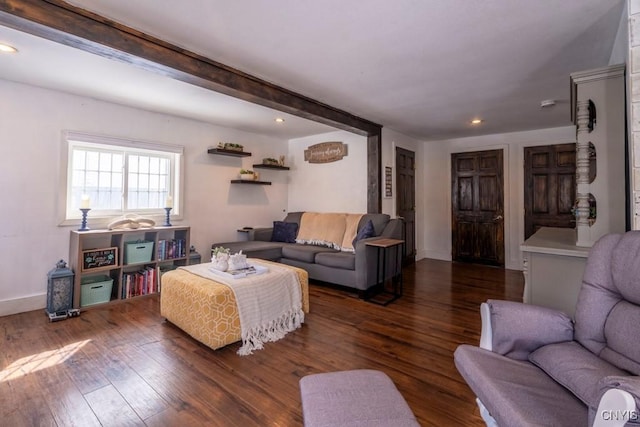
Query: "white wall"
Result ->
[[287, 130, 368, 213], [0, 79, 292, 316], [418, 126, 577, 270]]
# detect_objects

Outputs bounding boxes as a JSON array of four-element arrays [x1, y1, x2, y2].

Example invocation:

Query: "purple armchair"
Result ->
[[455, 231, 640, 426]]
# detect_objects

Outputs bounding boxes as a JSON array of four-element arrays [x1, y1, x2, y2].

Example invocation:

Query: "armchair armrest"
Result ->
[[594, 376, 640, 427], [481, 300, 574, 360]]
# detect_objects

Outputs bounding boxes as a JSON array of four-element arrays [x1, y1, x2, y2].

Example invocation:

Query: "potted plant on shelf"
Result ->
[[239, 169, 255, 180], [262, 157, 280, 166], [223, 142, 244, 152]]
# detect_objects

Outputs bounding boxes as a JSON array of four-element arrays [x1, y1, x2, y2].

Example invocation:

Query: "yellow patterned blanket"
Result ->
[[160, 261, 309, 352]]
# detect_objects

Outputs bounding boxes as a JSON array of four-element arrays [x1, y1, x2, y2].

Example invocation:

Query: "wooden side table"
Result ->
[[365, 238, 404, 305]]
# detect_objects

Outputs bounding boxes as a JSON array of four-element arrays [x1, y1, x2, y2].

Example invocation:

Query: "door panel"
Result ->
[[451, 149, 505, 266], [396, 147, 416, 265], [524, 143, 576, 240]]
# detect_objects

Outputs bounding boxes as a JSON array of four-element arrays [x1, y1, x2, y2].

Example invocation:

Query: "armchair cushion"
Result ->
[[486, 300, 574, 360], [529, 341, 628, 408], [454, 345, 588, 426]]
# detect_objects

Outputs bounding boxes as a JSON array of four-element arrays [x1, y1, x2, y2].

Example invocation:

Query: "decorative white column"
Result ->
[[570, 64, 626, 247], [575, 100, 592, 247]]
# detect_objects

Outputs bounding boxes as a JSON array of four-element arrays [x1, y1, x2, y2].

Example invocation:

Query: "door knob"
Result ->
[[493, 215, 503, 221]]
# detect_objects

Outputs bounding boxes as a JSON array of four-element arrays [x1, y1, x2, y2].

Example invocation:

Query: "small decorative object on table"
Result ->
[[211, 246, 231, 271], [239, 169, 255, 180], [228, 251, 249, 270]]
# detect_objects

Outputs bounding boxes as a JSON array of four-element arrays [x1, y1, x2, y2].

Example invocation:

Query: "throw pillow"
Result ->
[[352, 219, 375, 246], [271, 221, 298, 243]]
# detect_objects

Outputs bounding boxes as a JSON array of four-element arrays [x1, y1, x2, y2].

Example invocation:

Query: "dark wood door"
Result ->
[[524, 144, 576, 240], [451, 149, 504, 266], [396, 147, 416, 265]]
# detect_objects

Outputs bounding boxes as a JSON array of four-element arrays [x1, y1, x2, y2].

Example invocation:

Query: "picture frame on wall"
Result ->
[[384, 166, 392, 198]]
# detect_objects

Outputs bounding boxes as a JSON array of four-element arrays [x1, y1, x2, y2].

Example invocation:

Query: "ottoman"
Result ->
[[299, 369, 420, 426]]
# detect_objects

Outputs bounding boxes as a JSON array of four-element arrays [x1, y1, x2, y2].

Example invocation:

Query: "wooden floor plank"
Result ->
[[0, 258, 523, 426]]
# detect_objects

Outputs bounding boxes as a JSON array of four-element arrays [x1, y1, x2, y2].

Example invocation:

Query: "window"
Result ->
[[64, 131, 183, 221]]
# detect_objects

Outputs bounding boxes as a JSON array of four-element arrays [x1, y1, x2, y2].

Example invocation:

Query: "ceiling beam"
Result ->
[[0, 0, 382, 136]]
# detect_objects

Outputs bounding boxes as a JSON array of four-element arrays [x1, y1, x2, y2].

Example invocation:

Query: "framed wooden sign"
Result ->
[[82, 247, 118, 271], [304, 141, 348, 163]]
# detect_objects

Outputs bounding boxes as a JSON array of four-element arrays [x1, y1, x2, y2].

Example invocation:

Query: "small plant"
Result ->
[[263, 157, 279, 165], [240, 169, 254, 175], [211, 246, 230, 257], [223, 142, 244, 151]]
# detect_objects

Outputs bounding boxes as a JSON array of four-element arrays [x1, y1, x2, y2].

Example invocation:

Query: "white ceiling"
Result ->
[[0, 0, 626, 141]]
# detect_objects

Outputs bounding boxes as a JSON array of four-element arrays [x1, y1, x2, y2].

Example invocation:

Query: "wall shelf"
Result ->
[[253, 164, 290, 170], [230, 180, 272, 185], [208, 148, 251, 157]]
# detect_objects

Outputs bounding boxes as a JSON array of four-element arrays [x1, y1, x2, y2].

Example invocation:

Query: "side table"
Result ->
[[365, 238, 404, 305]]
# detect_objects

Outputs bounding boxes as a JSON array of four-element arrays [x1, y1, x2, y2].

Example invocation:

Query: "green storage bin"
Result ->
[[80, 275, 114, 307], [125, 240, 154, 264]]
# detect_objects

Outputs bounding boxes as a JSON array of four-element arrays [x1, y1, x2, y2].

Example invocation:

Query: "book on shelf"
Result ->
[[122, 266, 157, 298], [157, 238, 187, 261]]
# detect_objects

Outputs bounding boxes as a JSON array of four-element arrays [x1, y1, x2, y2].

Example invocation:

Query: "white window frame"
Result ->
[[59, 131, 184, 226]]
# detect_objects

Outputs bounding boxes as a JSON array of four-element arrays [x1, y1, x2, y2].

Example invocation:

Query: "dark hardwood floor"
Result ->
[[0, 258, 523, 426]]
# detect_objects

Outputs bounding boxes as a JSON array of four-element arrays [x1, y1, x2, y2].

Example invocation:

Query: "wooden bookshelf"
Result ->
[[69, 226, 191, 309]]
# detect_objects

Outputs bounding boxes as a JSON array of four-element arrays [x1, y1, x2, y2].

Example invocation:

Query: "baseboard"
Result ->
[[0, 293, 46, 317], [417, 249, 451, 261]]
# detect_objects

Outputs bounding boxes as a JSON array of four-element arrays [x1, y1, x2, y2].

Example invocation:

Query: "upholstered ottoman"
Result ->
[[299, 369, 419, 426], [161, 260, 309, 351]]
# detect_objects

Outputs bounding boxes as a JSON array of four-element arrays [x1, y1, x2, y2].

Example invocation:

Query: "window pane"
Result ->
[[150, 157, 159, 174], [86, 152, 99, 170], [73, 150, 85, 170], [112, 154, 123, 172], [129, 155, 138, 173]]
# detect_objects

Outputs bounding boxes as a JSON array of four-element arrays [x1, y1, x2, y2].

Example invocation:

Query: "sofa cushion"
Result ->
[[454, 345, 588, 426], [352, 219, 375, 246], [315, 252, 355, 270], [271, 221, 298, 243], [528, 341, 628, 408], [360, 213, 390, 236], [282, 244, 338, 263]]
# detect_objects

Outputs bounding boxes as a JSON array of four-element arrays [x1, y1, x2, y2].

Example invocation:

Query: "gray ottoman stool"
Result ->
[[299, 369, 420, 426]]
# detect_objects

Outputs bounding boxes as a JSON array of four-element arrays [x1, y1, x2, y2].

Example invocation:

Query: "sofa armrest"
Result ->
[[249, 227, 273, 241], [594, 377, 640, 427], [482, 299, 574, 360], [381, 218, 403, 239]]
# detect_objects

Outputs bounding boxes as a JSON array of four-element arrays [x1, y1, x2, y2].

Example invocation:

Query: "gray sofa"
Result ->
[[211, 212, 403, 293], [454, 231, 640, 427]]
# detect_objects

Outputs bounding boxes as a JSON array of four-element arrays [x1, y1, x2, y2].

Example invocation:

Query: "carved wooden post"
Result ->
[[575, 99, 591, 246]]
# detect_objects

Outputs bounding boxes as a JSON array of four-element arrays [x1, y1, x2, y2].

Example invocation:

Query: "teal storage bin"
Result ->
[[125, 240, 154, 264], [80, 275, 114, 307]]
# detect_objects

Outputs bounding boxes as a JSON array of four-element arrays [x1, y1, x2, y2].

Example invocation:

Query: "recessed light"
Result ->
[[470, 119, 483, 125], [0, 43, 17, 53], [275, 118, 285, 123]]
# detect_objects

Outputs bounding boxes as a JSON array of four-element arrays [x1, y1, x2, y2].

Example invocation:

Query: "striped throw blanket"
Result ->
[[180, 260, 304, 355]]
